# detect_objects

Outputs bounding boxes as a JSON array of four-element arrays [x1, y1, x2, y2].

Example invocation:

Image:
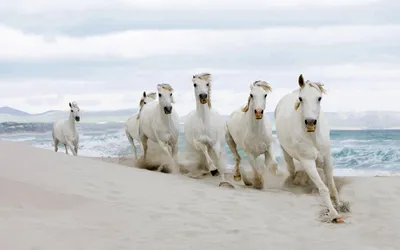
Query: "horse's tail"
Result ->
[[125, 127, 135, 146]]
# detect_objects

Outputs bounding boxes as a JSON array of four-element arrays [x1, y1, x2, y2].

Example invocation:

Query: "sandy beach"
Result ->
[[1, 140, 400, 250]]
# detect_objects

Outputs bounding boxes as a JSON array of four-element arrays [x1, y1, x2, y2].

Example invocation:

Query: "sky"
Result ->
[[0, 0, 399, 116]]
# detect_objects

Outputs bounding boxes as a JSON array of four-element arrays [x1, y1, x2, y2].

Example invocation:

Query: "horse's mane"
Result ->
[[294, 80, 327, 110], [193, 72, 212, 108], [157, 83, 175, 104], [193, 72, 212, 82], [306, 80, 327, 94], [241, 80, 272, 112]]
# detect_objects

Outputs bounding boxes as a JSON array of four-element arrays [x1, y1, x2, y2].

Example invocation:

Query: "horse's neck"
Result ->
[[68, 114, 76, 130], [195, 100, 211, 123]]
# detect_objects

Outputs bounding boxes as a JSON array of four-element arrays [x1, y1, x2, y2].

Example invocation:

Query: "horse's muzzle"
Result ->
[[305, 118, 317, 132], [75, 116, 80, 122], [164, 106, 172, 114], [199, 93, 208, 104], [254, 109, 263, 119]]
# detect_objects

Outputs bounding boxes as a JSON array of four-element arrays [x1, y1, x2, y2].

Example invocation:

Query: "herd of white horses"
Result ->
[[51, 73, 348, 223]]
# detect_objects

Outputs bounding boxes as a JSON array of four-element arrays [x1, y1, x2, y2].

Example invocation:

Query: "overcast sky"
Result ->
[[0, 0, 399, 115]]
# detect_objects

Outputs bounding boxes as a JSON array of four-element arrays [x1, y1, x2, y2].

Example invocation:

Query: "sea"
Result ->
[[1, 122, 400, 176]]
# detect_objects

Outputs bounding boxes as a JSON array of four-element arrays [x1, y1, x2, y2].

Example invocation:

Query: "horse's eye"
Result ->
[[70, 110, 73, 112], [193, 84, 197, 87], [144, 102, 146, 104], [170, 93, 172, 96], [206, 83, 209, 87], [250, 94, 253, 98], [299, 97, 303, 102], [318, 97, 322, 102], [264, 94, 267, 98], [158, 93, 161, 97]]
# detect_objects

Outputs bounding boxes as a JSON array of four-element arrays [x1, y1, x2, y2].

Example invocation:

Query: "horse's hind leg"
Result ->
[[126, 130, 138, 159], [74, 143, 78, 155], [225, 130, 241, 181], [64, 144, 68, 154]]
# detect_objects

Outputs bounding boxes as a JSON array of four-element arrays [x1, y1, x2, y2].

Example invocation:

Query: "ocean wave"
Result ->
[[1, 124, 400, 174]]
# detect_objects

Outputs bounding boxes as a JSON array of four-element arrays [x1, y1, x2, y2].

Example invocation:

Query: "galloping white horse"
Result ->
[[225, 80, 279, 189], [184, 73, 233, 188], [125, 91, 157, 159], [275, 74, 344, 223], [139, 84, 180, 167], [52, 101, 80, 156]]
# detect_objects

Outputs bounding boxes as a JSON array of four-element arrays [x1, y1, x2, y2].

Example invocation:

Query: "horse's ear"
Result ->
[[69, 102, 71, 108], [143, 91, 146, 97], [192, 75, 195, 79], [249, 83, 254, 90], [298, 74, 305, 88]]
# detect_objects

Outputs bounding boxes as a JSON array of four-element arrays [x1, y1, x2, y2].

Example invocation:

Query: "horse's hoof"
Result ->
[[233, 174, 241, 181], [332, 217, 344, 223], [219, 181, 234, 188], [253, 175, 264, 190], [210, 169, 219, 176]]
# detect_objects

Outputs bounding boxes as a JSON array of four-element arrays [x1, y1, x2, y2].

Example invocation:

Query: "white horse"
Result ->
[[225, 80, 279, 189], [183, 73, 233, 188], [52, 101, 80, 156], [125, 91, 157, 159], [275, 74, 345, 223], [139, 84, 180, 168]]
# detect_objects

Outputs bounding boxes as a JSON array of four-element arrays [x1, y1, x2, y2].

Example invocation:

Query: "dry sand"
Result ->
[[1, 140, 400, 250]]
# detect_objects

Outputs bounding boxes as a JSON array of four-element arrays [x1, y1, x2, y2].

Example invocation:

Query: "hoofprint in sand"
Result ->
[[2, 140, 400, 250]]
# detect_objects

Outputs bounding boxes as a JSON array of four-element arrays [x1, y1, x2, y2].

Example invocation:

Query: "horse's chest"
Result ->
[[156, 127, 177, 143], [243, 133, 270, 154]]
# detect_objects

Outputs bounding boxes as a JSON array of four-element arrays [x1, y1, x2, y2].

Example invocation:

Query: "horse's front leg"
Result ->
[[323, 154, 347, 212], [139, 134, 148, 160], [66, 140, 77, 156], [264, 143, 279, 176], [299, 158, 343, 223], [246, 152, 263, 189], [209, 144, 233, 188], [193, 140, 216, 172]]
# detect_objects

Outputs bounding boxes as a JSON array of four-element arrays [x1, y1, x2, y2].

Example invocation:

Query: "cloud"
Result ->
[[0, 0, 380, 13], [0, 24, 399, 61], [0, 0, 398, 114]]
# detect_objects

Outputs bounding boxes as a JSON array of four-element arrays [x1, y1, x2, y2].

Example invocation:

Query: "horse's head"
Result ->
[[192, 72, 212, 108], [242, 80, 272, 120], [139, 91, 157, 108], [157, 83, 175, 115], [295, 74, 326, 132], [69, 101, 80, 122]]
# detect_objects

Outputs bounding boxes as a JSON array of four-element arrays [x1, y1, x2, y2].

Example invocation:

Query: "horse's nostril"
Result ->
[[199, 93, 208, 99], [305, 119, 317, 125]]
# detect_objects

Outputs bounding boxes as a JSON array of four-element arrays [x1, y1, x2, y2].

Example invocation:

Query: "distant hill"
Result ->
[[0, 106, 31, 116], [1, 106, 400, 129], [0, 106, 137, 124]]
